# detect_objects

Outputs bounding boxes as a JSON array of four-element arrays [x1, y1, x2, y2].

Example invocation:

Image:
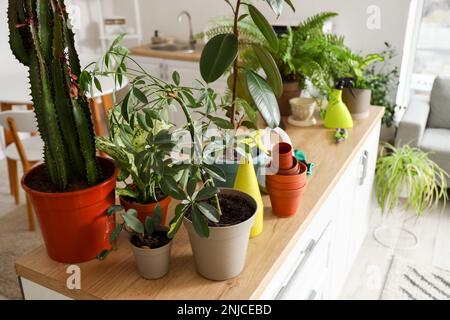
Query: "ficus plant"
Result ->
[[199, 0, 295, 129], [84, 40, 233, 239], [7, 0, 102, 191]]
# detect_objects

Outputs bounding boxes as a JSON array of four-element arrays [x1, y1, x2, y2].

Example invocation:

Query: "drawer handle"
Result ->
[[359, 150, 369, 185]]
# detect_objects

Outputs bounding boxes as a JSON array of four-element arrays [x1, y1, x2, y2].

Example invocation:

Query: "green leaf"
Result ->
[[107, 205, 124, 216], [187, 178, 197, 197], [197, 202, 220, 223], [246, 70, 280, 128], [152, 204, 163, 227], [210, 117, 234, 129], [200, 33, 238, 83], [238, 13, 249, 21], [203, 164, 226, 182], [192, 206, 209, 238], [195, 186, 219, 201], [168, 204, 186, 238], [160, 176, 185, 200], [109, 224, 123, 243], [97, 249, 112, 261], [121, 92, 131, 122], [117, 188, 138, 199], [123, 211, 144, 234], [248, 5, 278, 51], [172, 70, 180, 85], [284, 0, 295, 12], [133, 87, 148, 104], [127, 209, 138, 217], [145, 216, 155, 237], [94, 77, 103, 92], [137, 112, 152, 131], [253, 45, 283, 97]]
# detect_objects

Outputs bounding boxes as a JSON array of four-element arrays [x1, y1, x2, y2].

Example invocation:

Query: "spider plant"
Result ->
[[375, 144, 449, 216]]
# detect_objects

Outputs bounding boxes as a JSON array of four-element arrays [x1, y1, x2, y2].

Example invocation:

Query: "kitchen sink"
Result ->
[[149, 43, 195, 53]]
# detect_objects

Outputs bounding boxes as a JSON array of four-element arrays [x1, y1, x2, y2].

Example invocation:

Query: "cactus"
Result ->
[[7, 0, 101, 190]]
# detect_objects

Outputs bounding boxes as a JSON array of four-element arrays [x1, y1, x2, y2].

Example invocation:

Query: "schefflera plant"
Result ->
[[7, 0, 101, 190], [199, 0, 295, 129], [88, 41, 229, 238]]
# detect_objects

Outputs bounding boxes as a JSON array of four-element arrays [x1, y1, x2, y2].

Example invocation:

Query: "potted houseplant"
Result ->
[[375, 144, 449, 216], [96, 40, 259, 280], [96, 107, 173, 224], [365, 43, 400, 143], [273, 12, 338, 115], [8, 0, 118, 263], [99, 205, 173, 279], [341, 51, 384, 119]]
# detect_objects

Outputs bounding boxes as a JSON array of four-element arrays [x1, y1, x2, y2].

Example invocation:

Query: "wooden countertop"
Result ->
[[15, 107, 384, 300], [130, 44, 202, 62]]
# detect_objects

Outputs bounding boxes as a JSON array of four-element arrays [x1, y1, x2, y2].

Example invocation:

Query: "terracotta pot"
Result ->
[[269, 162, 308, 184], [129, 230, 173, 279], [120, 195, 171, 225], [268, 182, 308, 218], [342, 88, 371, 119], [272, 142, 293, 170], [277, 81, 301, 116], [277, 157, 300, 176], [21, 157, 118, 263], [266, 177, 307, 190], [183, 188, 257, 280]]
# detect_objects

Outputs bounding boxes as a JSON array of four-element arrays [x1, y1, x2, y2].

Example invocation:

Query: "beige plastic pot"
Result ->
[[129, 231, 173, 280], [183, 188, 257, 280], [342, 88, 371, 119]]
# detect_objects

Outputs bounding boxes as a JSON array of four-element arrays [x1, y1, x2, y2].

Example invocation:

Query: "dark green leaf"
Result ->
[[284, 0, 295, 12], [172, 70, 180, 85], [195, 186, 219, 201], [253, 45, 283, 97], [94, 77, 103, 92], [107, 205, 124, 216], [97, 249, 112, 261], [133, 87, 148, 104], [152, 204, 163, 227], [160, 176, 185, 200], [192, 206, 209, 238], [210, 117, 234, 129], [246, 70, 280, 128], [121, 92, 131, 122], [197, 202, 220, 223], [145, 216, 155, 237], [123, 211, 144, 234], [238, 13, 249, 21], [248, 5, 278, 51], [137, 112, 152, 131], [203, 164, 226, 182], [187, 178, 197, 197], [200, 33, 238, 83], [109, 224, 123, 243]]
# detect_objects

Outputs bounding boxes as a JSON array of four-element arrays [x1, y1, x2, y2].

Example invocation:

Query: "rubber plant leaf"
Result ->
[[253, 45, 283, 97], [248, 4, 278, 51]]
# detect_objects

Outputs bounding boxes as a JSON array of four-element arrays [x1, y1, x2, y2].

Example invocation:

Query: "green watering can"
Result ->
[[323, 78, 354, 129]]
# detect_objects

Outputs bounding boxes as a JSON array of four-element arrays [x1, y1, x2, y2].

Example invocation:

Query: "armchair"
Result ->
[[396, 76, 450, 184]]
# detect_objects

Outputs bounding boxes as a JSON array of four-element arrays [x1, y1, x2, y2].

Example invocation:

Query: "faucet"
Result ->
[[178, 11, 196, 49]]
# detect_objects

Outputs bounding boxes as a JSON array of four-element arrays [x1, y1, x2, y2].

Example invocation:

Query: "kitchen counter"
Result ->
[[15, 107, 384, 300], [130, 44, 202, 62]]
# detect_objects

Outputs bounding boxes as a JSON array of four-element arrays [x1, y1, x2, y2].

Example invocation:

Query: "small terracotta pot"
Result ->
[[266, 177, 307, 190], [269, 162, 308, 184], [277, 157, 300, 176], [268, 182, 308, 218], [120, 195, 171, 225], [272, 142, 293, 170]]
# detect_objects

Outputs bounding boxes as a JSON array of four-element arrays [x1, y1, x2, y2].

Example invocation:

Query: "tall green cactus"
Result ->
[[8, 0, 102, 191]]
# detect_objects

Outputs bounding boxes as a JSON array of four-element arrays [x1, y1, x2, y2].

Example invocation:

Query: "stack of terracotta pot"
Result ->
[[267, 142, 308, 218]]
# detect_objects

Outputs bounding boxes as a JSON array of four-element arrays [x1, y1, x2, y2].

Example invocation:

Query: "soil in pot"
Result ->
[[130, 231, 171, 249], [186, 193, 255, 227]]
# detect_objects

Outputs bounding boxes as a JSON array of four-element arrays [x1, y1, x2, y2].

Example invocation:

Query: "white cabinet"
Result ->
[[262, 121, 381, 300]]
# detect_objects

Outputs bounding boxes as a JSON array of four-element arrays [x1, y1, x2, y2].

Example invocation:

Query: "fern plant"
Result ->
[[375, 144, 449, 216], [8, 0, 101, 191]]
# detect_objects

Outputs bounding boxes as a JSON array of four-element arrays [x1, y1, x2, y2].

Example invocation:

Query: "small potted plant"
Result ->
[[8, 0, 118, 263], [375, 144, 449, 216], [96, 107, 173, 224], [100, 205, 173, 279]]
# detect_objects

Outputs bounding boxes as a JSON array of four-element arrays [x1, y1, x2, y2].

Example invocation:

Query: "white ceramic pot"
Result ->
[[289, 97, 317, 121], [183, 188, 257, 280]]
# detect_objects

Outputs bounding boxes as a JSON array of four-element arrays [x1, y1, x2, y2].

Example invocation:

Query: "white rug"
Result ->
[[381, 256, 450, 300]]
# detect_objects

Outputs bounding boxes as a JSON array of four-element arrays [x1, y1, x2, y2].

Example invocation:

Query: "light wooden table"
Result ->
[[15, 107, 384, 300]]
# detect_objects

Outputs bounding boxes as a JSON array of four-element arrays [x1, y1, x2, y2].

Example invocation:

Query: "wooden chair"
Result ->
[[0, 110, 44, 231]]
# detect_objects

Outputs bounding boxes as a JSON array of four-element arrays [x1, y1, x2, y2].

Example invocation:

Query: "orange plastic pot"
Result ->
[[269, 162, 307, 184], [277, 157, 300, 176], [272, 142, 293, 170], [267, 182, 308, 218], [120, 195, 171, 225], [266, 176, 307, 190], [21, 157, 118, 263]]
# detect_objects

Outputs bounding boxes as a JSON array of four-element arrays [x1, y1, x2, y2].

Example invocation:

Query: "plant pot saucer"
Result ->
[[287, 115, 316, 127]]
